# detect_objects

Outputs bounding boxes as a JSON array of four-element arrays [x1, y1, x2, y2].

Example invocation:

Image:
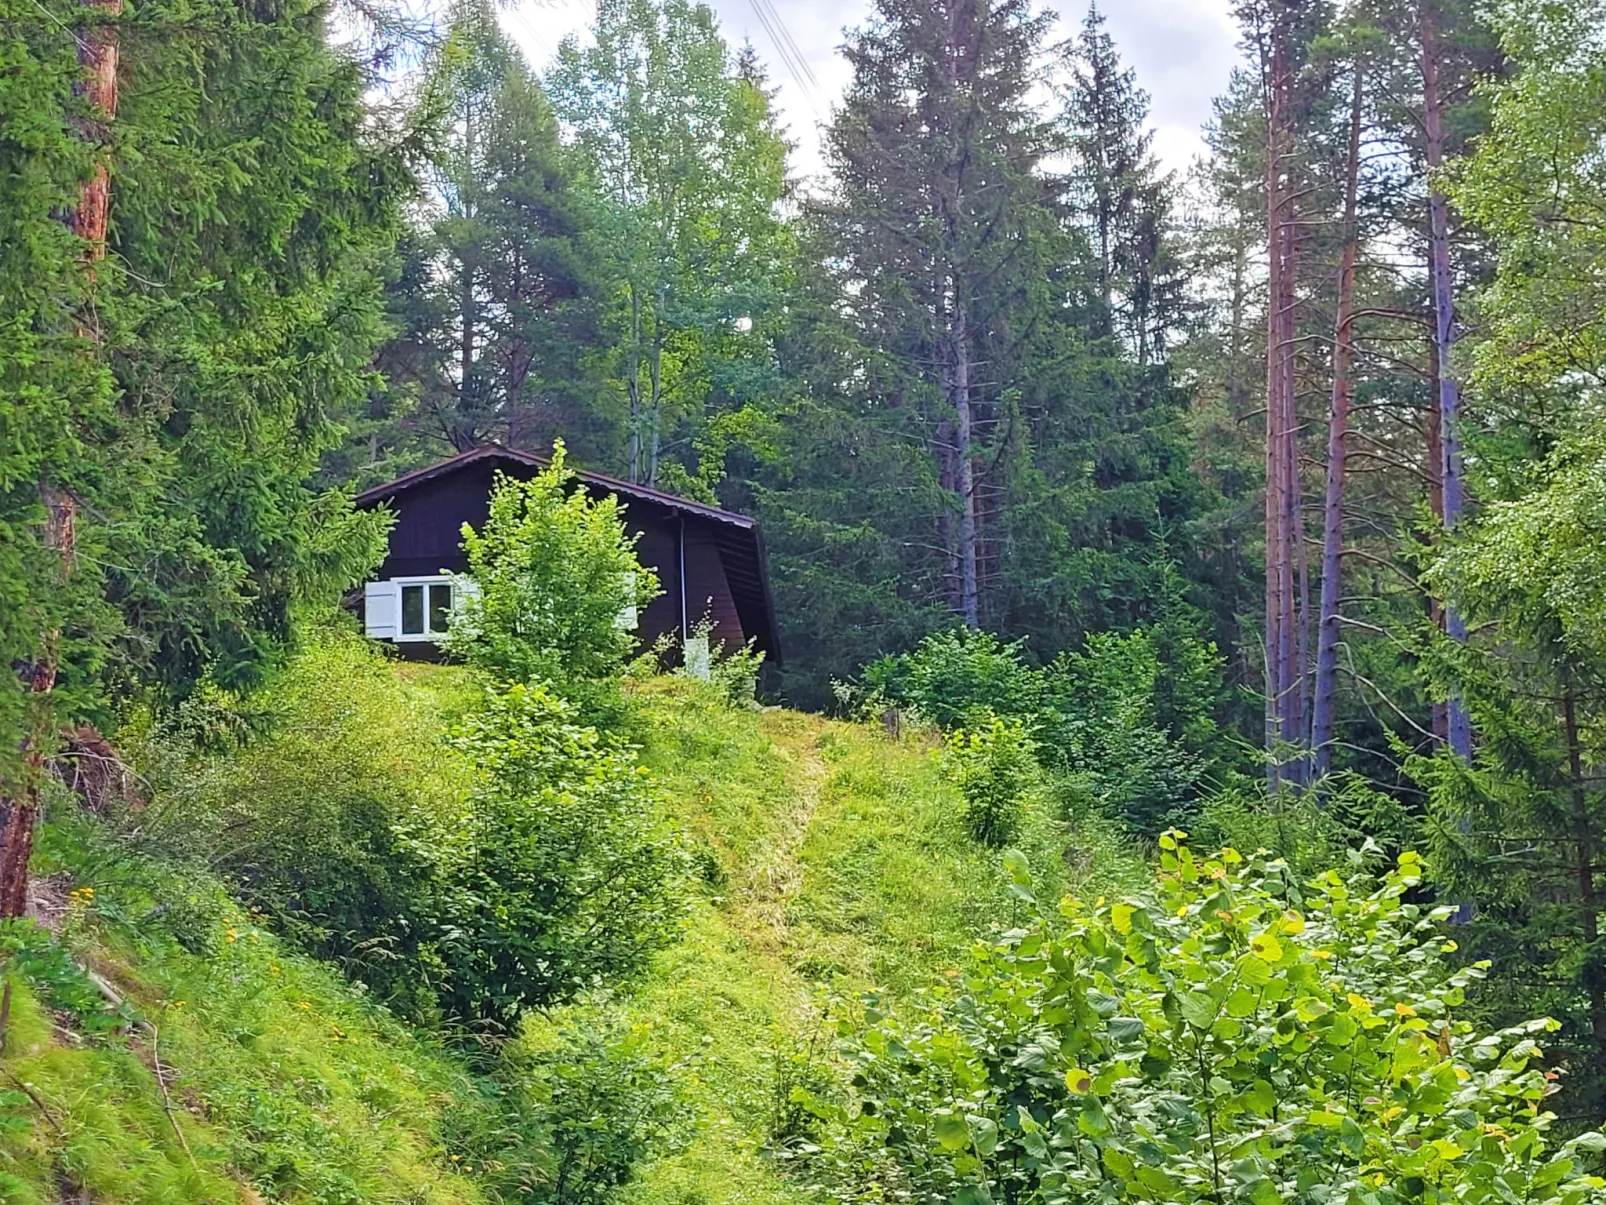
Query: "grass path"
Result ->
[[614, 681, 1144, 1205]]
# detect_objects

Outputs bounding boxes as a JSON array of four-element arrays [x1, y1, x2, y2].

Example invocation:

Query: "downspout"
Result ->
[[679, 515, 688, 645]]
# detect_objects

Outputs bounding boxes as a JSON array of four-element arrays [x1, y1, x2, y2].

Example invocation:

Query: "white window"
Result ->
[[366, 575, 460, 642]]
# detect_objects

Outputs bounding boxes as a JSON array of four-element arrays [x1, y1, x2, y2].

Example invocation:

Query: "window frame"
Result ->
[[391, 574, 457, 642]]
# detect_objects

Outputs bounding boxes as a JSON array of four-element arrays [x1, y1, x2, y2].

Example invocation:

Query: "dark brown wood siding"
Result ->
[[369, 464, 742, 655]]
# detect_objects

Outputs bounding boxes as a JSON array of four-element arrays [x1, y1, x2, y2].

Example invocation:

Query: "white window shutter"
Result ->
[[616, 570, 638, 631], [364, 580, 397, 639]]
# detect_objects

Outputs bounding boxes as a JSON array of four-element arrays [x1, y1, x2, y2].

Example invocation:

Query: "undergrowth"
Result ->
[[0, 661, 1143, 1205]]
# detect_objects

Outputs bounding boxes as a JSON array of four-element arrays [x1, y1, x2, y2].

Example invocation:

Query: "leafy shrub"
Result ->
[[126, 638, 689, 1028], [946, 717, 1038, 847], [862, 625, 1229, 836], [1194, 771, 1414, 877], [434, 683, 691, 1027], [1037, 630, 1211, 835], [811, 840, 1606, 1205], [122, 632, 460, 1017], [517, 1015, 685, 1205], [677, 614, 766, 706], [440, 1008, 685, 1205], [447, 441, 660, 701], [863, 629, 1044, 730]]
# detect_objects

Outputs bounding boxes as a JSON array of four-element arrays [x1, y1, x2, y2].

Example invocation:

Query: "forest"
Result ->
[[6, 0, 1606, 1199]]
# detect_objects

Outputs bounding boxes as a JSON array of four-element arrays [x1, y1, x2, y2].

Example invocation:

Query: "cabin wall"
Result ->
[[364, 468, 749, 661], [682, 522, 744, 647], [374, 462, 535, 579]]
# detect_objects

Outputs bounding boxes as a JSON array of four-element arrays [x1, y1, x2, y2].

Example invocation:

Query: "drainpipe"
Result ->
[[678, 515, 688, 644]]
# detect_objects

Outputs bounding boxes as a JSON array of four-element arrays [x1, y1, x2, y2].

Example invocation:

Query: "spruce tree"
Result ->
[[366, 1, 602, 468], [1061, 2, 1182, 363], [816, 0, 1059, 628]]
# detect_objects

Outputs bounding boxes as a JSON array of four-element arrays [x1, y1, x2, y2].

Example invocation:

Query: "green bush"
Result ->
[[810, 840, 1606, 1205], [1038, 630, 1213, 835], [518, 1014, 685, 1205], [861, 624, 1229, 836], [122, 632, 461, 1018], [863, 629, 1044, 729], [946, 716, 1038, 847], [434, 683, 691, 1027], [447, 441, 660, 702], [127, 638, 689, 1028]]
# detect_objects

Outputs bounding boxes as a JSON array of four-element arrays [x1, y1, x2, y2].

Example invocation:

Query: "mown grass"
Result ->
[[592, 676, 1145, 1205]]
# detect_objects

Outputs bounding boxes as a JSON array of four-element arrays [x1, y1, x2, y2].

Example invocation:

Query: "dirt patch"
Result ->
[[26, 872, 72, 934]]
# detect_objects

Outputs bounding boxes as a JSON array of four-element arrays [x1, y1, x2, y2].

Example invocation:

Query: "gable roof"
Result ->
[[354, 444, 755, 527], [354, 445, 780, 662]]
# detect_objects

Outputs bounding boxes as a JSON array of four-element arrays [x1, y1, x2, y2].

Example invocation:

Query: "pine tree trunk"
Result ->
[[1277, 204, 1300, 780], [1263, 34, 1287, 787], [1421, 5, 1472, 761], [0, 0, 116, 918], [1312, 64, 1362, 783], [1264, 26, 1303, 786]]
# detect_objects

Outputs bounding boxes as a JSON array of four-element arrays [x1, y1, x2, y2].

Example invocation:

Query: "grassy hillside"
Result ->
[[0, 670, 1140, 1204], [593, 677, 1142, 1205]]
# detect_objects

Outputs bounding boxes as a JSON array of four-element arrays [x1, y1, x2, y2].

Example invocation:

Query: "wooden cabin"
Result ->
[[353, 445, 780, 663]]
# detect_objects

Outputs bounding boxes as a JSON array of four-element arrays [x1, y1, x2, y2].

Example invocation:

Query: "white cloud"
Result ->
[[501, 0, 1244, 183]]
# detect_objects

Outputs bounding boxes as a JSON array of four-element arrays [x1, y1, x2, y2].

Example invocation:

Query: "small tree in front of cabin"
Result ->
[[448, 441, 660, 700]]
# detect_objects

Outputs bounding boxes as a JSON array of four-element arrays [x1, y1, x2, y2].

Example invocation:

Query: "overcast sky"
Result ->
[[501, 0, 1243, 184]]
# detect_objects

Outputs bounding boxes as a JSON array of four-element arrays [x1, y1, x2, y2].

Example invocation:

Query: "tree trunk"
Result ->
[[0, 0, 116, 917], [1421, 5, 1472, 761], [647, 282, 666, 487], [1312, 63, 1363, 783], [1263, 31, 1287, 788], [953, 288, 979, 629], [455, 102, 478, 453], [936, 415, 961, 615], [1562, 688, 1606, 1048], [626, 284, 642, 482], [1264, 24, 1303, 787]]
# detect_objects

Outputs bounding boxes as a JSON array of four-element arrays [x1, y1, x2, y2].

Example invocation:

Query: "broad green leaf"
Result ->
[[970, 1115, 999, 1156], [1340, 1116, 1365, 1156], [934, 1113, 970, 1150], [1241, 1078, 1276, 1116], [1179, 990, 1218, 1028], [1108, 1015, 1146, 1042]]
